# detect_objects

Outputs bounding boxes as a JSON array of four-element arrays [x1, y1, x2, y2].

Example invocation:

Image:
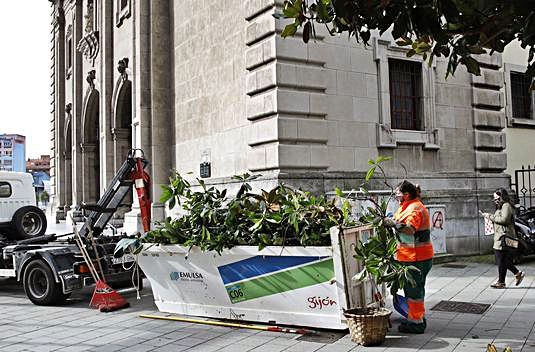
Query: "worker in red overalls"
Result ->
[[385, 180, 433, 334]]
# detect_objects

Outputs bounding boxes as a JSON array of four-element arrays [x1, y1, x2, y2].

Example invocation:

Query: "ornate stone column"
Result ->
[[149, 0, 172, 224], [51, 3, 67, 221], [112, 128, 131, 169], [80, 143, 99, 203], [123, 0, 151, 233], [63, 103, 73, 213], [100, 0, 115, 188], [67, 0, 85, 224]]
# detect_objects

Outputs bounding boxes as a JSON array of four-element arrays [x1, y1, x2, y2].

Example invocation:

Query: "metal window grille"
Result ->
[[512, 165, 535, 209], [389, 59, 422, 130], [511, 71, 532, 119]]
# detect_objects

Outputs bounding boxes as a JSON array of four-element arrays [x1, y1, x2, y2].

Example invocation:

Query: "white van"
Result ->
[[0, 171, 47, 239]]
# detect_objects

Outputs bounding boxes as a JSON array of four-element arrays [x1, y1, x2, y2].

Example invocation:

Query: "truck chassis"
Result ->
[[0, 151, 149, 305]]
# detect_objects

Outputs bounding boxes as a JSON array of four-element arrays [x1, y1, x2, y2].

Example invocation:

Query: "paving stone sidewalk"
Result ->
[[0, 260, 534, 352]]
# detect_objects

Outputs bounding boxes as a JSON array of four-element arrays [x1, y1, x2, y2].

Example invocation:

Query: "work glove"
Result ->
[[383, 217, 396, 228]]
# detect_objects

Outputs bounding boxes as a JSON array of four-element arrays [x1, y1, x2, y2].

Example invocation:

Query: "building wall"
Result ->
[[238, 2, 508, 254], [49, 0, 512, 255], [242, 4, 505, 174], [506, 128, 535, 174], [171, 0, 249, 178], [502, 41, 535, 178]]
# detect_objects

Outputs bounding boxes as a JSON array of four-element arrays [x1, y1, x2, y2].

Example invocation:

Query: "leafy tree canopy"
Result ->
[[279, 0, 535, 81]]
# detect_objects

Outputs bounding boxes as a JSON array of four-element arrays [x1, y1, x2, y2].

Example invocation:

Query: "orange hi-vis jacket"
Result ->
[[393, 198, 434, 263]]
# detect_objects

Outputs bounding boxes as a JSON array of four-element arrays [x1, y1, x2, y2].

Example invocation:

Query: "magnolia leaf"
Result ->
[[428, 53, 434, 67], [281, 23, 298, 38], [169, 196, 176, 210], [113, 238, 141, 258], [365, 166, 376, 182], [160, 185, 173, 203], [462, 56, 481, 76], [249, 219, 263, 232], [447, 22, 463, 31], [352, 269, 367, 282], [375, 156, 392, 164], [283, 5, 300, 18], [395, 39, 411, 46]]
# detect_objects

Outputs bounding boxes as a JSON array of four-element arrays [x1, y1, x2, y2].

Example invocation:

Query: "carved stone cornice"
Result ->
[[111, 127, 130, 140], [80, 143, 97, 153], [77, 31, 99, 61]]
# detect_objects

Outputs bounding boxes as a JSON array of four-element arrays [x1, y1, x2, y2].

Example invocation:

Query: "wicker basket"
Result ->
[[344, 307, 392, 346]]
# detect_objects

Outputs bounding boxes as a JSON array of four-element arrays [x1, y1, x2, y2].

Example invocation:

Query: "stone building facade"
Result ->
[[50, 0, 510, 255], [501, 44, 535, 209]]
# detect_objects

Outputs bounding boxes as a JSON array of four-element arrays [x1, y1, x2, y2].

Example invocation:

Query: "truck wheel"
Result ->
[[11, 206, 47, 240], [23, 259, 67, 305]]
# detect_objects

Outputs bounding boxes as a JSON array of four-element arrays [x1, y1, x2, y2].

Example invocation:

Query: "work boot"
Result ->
[[400, 317, 426, 327], [398, 321, 426, 334], [515, 271, 525, 286]]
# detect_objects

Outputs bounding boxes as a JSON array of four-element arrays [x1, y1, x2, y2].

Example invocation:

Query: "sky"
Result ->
[[0, 2, 51, 159]]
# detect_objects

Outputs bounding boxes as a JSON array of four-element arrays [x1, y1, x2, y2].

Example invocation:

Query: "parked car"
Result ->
[[0, 171, 47, 240]]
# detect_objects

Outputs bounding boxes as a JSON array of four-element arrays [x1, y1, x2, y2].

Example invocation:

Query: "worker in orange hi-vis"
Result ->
[[384, 180, 433, 334]]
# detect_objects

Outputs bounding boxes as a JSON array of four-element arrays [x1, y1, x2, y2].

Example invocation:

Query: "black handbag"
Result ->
[[500, 235, 519, 251]]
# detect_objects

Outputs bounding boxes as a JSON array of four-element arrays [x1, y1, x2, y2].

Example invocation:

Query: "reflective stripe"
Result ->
[[394, 199, 433, 261], [396, 243, 434, 262], [407, 299, 425, 323], [398, 241, 433, 249]]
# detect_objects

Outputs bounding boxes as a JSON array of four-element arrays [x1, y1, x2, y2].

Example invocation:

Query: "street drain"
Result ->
[[296, 330, 347, 344], [441, 263, 468, 269], [431, 300, 490, 314]]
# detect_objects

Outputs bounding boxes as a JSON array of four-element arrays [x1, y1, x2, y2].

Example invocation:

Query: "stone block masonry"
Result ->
[[472, 53, 507, 172]]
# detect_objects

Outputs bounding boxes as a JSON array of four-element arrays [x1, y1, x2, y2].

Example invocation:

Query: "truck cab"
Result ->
[[0, 171, 47, 239]]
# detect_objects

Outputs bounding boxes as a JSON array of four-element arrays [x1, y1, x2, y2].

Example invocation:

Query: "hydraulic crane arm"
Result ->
[[78, 149, 152, 238]]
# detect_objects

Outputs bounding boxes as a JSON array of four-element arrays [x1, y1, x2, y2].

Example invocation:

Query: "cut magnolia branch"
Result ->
[[279, 0, 535, 84]]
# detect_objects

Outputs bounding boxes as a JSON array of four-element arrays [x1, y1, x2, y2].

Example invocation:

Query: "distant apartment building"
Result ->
[[27, 155, 51, 174], [27, 155, 52, 201], [0, 134, 26, 172]]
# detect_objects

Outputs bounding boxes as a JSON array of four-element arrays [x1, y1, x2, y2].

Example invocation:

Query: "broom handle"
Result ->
[[74, 236, 99, 283], [80, 239, 101, 282], [91, 239, 106, 282], [87, 223, 106, 282], [72, 220, 101, 282], [75, 230, 100, 282]]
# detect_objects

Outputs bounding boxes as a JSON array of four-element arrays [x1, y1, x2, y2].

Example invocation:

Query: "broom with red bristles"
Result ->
[[72, 219, 130, 312]]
